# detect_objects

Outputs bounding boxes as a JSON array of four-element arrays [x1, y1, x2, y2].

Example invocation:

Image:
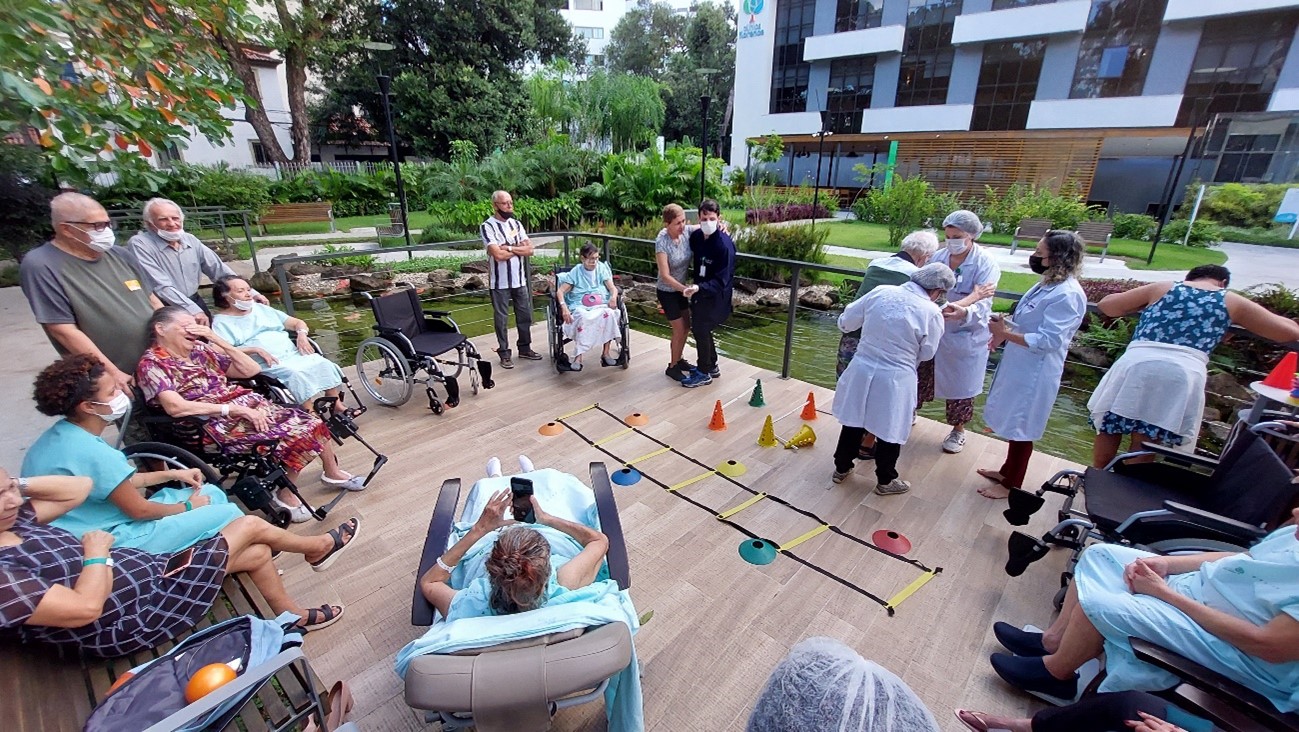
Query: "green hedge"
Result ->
[[426, 195, 583, 232], [1217, 225, 1299, 248]]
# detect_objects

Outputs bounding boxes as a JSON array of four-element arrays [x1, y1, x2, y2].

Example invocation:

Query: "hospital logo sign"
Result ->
[[740, 0, 765, 39]]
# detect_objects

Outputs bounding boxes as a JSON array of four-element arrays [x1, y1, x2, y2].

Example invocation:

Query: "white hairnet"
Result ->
[[910, 262, 956, 292], [745, 638, 941, 732], [899, 230, 940, 259], [941, 209, 983, 238]]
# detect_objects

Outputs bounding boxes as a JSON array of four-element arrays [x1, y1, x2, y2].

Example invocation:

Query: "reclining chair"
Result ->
[[1003, 421, 1298, 606], [353, 286, 494, 414], [405, 463, 633, 732]]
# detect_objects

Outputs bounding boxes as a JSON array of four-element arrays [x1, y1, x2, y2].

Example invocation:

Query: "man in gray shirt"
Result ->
[[127, 197, 266, 325]]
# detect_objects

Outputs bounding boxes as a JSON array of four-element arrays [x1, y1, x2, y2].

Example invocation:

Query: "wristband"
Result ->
[[220, 404, 230, 418], [435, 556, 455, 573], [83, 557, 114, 568], [184, 500, 193, 512], [296, 328, 308, 334]]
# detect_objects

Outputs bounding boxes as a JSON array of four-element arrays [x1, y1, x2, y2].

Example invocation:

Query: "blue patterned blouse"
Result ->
[[1130, 283, 1229, 354]]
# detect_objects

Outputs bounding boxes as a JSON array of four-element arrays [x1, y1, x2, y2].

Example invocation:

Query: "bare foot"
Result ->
[[978, 484, 1011, 499], [955, 708, 1028, 732], [976, 468, 1005, 483]]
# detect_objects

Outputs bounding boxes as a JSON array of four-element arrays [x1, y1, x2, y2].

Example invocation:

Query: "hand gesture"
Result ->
[[942, 303, 967, 321], [296, 332, 313, 356], [171, 468, 205, 489], [1125, 711, 1186, 732], [252, 348, 279, 366], [683, 285, 699, 298], [529, 495, 552, 525], [988, 335, 1006, 352], [187, 492, 212, 509], [253, 292, 270, 305], [1126, 558, 1170, 599], [82, 530, 115, 558], [473, 490, 516, 533], [235, 405, 271, 432], [194, 312, 211, 327], [972, 282, 998, 301], [989, 314, 1009, 339], [561, 306, 573, 325], [110, 368, 135, 395], [184, 323, 217, 342]]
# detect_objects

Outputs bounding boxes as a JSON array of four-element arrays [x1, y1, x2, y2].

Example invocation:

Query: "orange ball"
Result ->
[[105, 671, 135, 698], [184, 662, 238, 703]]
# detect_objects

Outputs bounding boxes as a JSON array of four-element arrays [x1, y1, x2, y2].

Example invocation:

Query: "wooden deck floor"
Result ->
[[277, 330, 1076, 731]]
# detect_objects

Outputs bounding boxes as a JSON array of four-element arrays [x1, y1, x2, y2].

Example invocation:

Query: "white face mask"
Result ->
[[156, 228, 184, 242], [91, 392, 132, 423], [233, 299, 254, 311], [77, 227, 116, 252], [945, 238, 969, 255], [700, 220, 718, 236]]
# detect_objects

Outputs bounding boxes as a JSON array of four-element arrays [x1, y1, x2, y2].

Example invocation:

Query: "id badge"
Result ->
[[125, 279, 142, 291]]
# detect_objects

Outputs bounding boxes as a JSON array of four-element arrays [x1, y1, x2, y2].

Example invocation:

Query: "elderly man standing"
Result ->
[[127, 198, 266, 325], [481, 190, 541, 368], [20, 192, 161, 393]]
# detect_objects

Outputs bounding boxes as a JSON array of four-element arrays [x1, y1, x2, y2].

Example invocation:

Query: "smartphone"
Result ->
[[509, 477, 535, 523], [162, 547, 195, 579]]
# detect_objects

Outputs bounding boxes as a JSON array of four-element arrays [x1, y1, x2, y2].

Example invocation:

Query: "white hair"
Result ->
[[142, 197, 184, 223], [49, 192, 103, 227], [899, 230, 940, 259]]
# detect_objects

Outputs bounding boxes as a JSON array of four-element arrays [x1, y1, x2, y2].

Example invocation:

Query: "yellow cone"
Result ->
[[785, 424, 816, 449], [757, 415, 778, 447]]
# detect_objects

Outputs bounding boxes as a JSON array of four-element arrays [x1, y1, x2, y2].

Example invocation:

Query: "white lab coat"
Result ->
[[931, 244, 1001, 400], [832, 282, 945, 445], [984, 277, 1088, 441]]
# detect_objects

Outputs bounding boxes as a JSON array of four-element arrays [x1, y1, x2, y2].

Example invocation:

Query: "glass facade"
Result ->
[[1069, 0, 1167, 99], [896, 0, 962, 107], [770, 0, 817, 114], [834, 0, 883, 33], [972, 39, 1047, 131], [826, 56, 876, 133], [991, 0, 1054, 8], [1177, 11, 1299, 126]]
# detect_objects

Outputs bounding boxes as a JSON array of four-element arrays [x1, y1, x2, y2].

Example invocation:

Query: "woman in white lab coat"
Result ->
[[977, 231, 1088, 499], [831, 264, 953, 496], [928, 210, 1000, 455]]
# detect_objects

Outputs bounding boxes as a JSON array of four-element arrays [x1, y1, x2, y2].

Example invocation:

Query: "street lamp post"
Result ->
[[811, 110, 833, 231], [696, 67, 720, 205], [363, 41, 412, 249]]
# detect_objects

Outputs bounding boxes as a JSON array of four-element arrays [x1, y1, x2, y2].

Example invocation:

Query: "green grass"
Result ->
[[0, 263, 18, 288], [250, 211, 440, 237]]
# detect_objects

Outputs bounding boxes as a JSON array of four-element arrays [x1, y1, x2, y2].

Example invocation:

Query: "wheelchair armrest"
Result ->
[[1144, 443, 1219, 470], [413, 478, 462, 626], [1159, 501, 1268, 542], [590, 462, 631, 591], [422, 309, 451, 318], [1129, 638, 1299, 731]]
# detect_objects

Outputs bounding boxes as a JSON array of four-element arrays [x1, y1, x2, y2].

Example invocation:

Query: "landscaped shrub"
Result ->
[[1158, 218, 1222, 248], [1079, 277, 1142, 303], [733, 223, 828, 283], [746, 203, 831, 224], [744, 184, 819, 209], [426, 194, 583, 232], [416, 227, 479, 246], [582, 145, 723, 223], [1217, 225, 1299, 248], [0, 145, 56, 262], [268, 168, 393, 218], [1197, 182, 1288, 229], [1111, 212, 1157, 240], [851, 173, 950, 247], [978, 182, 1100, 233], [96, 163, 273, 216]]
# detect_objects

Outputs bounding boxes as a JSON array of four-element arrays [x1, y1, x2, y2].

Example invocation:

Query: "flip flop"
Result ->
[[309, 517, 360, 572], [297, 603, 345, 632], [954, 709, 1012, 732]]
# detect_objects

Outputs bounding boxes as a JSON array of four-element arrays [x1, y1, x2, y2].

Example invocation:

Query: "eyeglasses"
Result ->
[[66, 221, 115, 232]]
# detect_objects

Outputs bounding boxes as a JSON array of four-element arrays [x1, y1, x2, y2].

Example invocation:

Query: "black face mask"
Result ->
[[495, 207, 514, 220], [1028, 254, 1049, 275]]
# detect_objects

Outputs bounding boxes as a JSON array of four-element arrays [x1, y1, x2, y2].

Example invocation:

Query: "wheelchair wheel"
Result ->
[[122, 442, 222, 484], [469, 360, 480, 395], [355, 337, 413, 407], [546, 300, 559, 361]]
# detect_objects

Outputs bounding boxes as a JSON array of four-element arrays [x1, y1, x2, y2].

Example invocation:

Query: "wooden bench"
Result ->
[[377, 202, 406, 240], [1077, 220, 1115, 262], [1008, 218, 1052, 255], [1, 572, 329, 731], [259, 202, 335, 234], [756, 185, 850, 211]]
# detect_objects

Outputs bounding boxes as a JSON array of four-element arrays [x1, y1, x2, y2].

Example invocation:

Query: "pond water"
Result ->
[[294, 292, 1101, 466]]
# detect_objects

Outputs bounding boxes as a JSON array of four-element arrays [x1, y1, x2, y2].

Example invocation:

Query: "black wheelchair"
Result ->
[[544, 268, 631, 374], [353, 286, 495, 414], [1003, 421, 1299, 607]]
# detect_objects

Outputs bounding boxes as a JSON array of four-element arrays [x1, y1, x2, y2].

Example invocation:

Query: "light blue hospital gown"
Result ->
[[21, 419, 243, 554], [1077, 526, 1299, 713], [213, 303, 344, 405], [447, 564, 571, 621]]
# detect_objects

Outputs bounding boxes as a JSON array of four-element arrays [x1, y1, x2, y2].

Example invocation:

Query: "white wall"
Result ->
[[168, 62, 294, 168], [803, 24, 905, 61], [730, 0, 792, 164], [951, 0, 1089, 44], [1164, 0, 1299, 22], [860, 104, 974, 133], [1026, 95, 1184, 129]]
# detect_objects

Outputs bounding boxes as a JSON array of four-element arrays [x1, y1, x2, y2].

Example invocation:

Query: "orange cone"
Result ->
[[800, 392, 817, 421], [1262, 352, 1298, 389], [708, 400, 727, 431]]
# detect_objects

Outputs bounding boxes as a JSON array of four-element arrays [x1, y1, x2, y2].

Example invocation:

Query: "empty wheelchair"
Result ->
[[354, 285, 495, 414], [544, 267, 631, 374], [1003, 421, 1299, 607]]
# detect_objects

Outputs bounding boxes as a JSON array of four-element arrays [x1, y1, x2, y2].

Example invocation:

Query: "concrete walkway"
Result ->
[[0, 287, 61, 469], [1219, 241, 1299, 289], [823, 244, 1189, 282]]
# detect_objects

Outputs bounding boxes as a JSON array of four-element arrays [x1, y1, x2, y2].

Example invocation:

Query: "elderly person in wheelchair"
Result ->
[[555, 244, 623, 372], [136, 306, 367, 523], [988, 507, 1299, 715], [210, 275, 347, 413]]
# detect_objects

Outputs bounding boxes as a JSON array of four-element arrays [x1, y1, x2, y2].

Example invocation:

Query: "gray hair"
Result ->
[[911, 262, 956, 293], [899, 230, 939, 260], [49, 192, 104, 227], [491, 190, 511, 204], [941, 209, 983, 239], [142, 197, 184, 224]]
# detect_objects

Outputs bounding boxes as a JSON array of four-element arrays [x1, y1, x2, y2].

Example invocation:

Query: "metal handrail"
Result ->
[[108, 207, 261, 273]]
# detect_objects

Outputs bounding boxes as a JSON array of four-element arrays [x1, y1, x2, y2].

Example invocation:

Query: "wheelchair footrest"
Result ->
[[444, 376, 460, 408], [1005, 531, 1051, 577], [478, 360, 494, 389]]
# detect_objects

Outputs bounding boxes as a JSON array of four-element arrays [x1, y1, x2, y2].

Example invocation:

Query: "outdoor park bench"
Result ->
[[0, 571, 330, 731], [1076, 220, 1115, 263], [259, 202, 336, 234], [1007, 218, 1052, 255], [761, 185, 850, 210], [377, 202, 406, 241]]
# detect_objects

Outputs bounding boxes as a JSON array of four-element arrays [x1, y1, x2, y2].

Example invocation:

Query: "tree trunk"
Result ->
[[213, 31, 291, 166], [273, 0, 314, 165]]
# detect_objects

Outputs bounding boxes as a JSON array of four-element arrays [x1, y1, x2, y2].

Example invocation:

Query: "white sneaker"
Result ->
[[518, 454, 534, 473], [322, 474, 366, 491], [486, 456, 502, 478], [942, 429, 966, 454], [874, 478, 912, 496], [272, 495, 312, 523]]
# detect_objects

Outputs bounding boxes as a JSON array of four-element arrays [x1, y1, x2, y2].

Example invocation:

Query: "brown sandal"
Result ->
[[297, 603, 345, 632]]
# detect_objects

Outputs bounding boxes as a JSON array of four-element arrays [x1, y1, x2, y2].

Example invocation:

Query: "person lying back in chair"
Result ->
[[419, 479, 609, 620]]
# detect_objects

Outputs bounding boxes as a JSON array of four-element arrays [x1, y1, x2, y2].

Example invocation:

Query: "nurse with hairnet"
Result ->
[[927, 209, 1000, 455]]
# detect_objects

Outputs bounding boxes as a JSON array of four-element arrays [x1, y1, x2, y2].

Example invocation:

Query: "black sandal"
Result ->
[[297, 603, 345, 632], [309, 517, 360, 573]]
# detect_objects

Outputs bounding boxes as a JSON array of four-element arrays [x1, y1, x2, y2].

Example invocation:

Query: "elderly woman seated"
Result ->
[[0, 468, 353, 656], [211, 275, 347, 412], [555, 244, 622, 372], [136, 306, 367, 523], [988, 507, 1299, 714], [21, 354, 359, 571]]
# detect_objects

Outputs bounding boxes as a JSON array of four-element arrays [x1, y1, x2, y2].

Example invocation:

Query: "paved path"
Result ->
[[1219, 241, 1299, 289], [0, 287, 61, 469], [824, 245, 1188, 282]]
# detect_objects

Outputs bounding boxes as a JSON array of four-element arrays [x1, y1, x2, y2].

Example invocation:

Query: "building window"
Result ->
[[991, 0, 1054, 8], [826, 56, 875, 133], [895, 0, 962, 108], [155, 142, 183, 169], [574, 26, 604, 40], [570, 0, 603, 9], [834, 0, 882, 33], [972, 38, 1047, 131], [1069, 0, 1166, 99], [770, 0, 817, 114], [584, 54, 605, 67], [1177, 11, 1299, 126], [250, 141, 270, 165]]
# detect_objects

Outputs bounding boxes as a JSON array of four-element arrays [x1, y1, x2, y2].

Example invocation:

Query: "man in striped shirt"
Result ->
[[481, 191, 542, 368]]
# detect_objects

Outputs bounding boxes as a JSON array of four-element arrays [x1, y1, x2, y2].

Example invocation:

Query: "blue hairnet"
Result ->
[[941, 209, 983, 238], [745, 638, 941, 732]]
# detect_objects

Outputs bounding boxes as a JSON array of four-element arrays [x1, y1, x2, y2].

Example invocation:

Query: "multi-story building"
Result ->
[[560, 0, 700, 68], [732, 0, 1299, 213]]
